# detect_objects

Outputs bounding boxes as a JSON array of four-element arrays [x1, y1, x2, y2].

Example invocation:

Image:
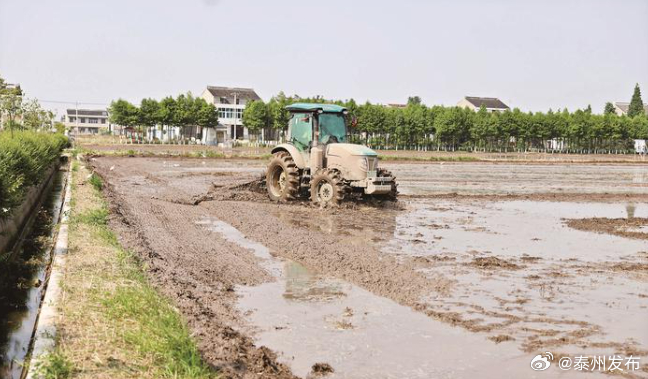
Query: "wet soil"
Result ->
[[565, 217, 648, 240], [90, 157, 648, 378]]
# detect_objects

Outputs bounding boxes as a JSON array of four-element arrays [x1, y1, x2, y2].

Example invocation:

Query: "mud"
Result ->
[[90, 156, 648, 378], [566, 217, 648, 240]]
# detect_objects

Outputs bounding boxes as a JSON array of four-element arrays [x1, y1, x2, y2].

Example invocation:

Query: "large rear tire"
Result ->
[[266, 151, 300, 202], [310, 169, 348, 207]]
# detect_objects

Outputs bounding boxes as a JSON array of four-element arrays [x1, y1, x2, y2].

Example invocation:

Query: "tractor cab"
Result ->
[[286, 103, 348, 152]]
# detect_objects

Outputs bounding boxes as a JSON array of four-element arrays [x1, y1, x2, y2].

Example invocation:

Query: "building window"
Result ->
[[101, 119, 106, 124], [89, 118, 98, 124], [236, 109, 243, 119], [80, 117, 86, 123], [219, 108, 235, 119], [69, 116, 76, 122]]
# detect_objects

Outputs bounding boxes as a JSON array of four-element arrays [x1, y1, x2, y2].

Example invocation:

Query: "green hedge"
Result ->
[[0, 131, 68, 218]]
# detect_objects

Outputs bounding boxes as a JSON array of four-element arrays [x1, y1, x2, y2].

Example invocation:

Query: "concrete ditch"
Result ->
[[0, 158, 70, 379], [25, 163, 72, 379], [0, 164, 59, 255]]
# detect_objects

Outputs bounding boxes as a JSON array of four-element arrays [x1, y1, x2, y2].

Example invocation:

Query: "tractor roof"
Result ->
[[285, 103, 347, 113]]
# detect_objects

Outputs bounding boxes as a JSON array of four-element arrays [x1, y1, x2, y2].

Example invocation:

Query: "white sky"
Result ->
[[1, 0, 647, 116]]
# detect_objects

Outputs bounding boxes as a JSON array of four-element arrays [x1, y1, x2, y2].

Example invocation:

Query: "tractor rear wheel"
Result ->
[[310, 169, 347, 207], [266, 151, 300, 201]]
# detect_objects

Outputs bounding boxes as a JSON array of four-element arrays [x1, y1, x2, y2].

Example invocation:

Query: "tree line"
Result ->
[[0, 74, 58, 136], [108, 93, 219, 142], [243, 86, 647, 153]]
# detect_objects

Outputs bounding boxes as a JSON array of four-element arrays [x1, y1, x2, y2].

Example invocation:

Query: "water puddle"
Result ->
[[385, 200, 648, 357], [390, 163, 648, 196], [0, 167, 68, 379], [197, 217, 600, 378]]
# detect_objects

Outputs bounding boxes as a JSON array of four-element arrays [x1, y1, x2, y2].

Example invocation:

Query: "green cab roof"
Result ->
[[285, 103, 347, 113]]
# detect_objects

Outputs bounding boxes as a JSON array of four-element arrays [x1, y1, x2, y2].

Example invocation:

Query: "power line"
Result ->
[[37, 99, 110, 106]]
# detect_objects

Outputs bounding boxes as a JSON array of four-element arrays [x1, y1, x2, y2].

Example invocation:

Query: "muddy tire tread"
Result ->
[[309, 168, 349, 206], [266, 151, 300, 201]]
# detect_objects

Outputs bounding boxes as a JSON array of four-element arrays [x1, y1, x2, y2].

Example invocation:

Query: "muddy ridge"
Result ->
[[565, 217, 648, 240]]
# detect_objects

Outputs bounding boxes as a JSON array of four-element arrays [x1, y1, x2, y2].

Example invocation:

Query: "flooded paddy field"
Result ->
[[90, 156, 648, 378]]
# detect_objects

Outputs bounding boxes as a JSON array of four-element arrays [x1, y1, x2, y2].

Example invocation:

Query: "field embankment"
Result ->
[[35, 160, 219, 379]]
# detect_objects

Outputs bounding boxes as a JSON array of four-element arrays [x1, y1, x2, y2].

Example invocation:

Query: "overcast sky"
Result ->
[[1, 0, 647, 116]]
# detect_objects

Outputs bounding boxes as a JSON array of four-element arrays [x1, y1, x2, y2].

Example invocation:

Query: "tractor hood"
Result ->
[[326, 143, 378, 157], [325, 143, 380, 181]]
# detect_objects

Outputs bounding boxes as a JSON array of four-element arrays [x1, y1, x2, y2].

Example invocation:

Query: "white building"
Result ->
[[613, 102, 648, 116], [63, 109, 110, 134], [457, 96, 510, 113], [201, 86, 261, 144]]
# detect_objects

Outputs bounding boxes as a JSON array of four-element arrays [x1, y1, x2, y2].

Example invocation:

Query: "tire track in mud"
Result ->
[[93, 162, 298, 378]]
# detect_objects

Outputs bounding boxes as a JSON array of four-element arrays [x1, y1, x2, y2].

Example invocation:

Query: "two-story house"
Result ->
[[201, 86, 261, 144], [63, 109, 110, 134]]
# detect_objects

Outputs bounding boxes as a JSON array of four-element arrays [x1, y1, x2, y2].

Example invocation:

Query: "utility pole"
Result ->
[[231, 91, 239, 141], [75, 101, 79, 137]]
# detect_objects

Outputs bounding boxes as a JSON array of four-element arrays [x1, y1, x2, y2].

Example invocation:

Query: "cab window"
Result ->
[[290, 113, 312, 151], [319, 113, 347, 144]]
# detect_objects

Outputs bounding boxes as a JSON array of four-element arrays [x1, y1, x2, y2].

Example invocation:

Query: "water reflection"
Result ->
[[283, 261, 345, 302], [626, 203, 636, 219]]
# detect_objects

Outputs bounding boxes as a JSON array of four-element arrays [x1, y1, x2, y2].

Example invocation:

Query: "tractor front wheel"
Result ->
[[266, 151, 300, 202], [310, 169, 347, 207]]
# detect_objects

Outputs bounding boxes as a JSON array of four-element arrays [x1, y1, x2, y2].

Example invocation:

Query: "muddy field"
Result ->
[[90, 157, 648, 378], [77, 139, 648, 164]]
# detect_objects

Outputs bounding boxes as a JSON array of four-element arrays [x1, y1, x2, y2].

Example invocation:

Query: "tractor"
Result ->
[[266, 103, 397, 206]]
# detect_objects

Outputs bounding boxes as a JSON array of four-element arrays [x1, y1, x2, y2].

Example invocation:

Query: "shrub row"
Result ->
[[0, 131, 68, 218]]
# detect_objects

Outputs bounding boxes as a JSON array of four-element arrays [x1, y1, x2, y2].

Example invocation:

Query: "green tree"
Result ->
[[22, 99, 46, 130], [159, 96, 177, 142], [628, 83, 645, 118], [267, 92, 291, 140], [174, 93, 198, 141], [0, 93, 23, 136], [109, 99, 140, 139], [194, 98, 218, 143], [139, 98, 161, 137], [196, 100, 218, 130], [242, 100, 268, 141], [433, 107, 471, 150], [403, 103, 428, 147], [631, 116, 648, 139], [0, 74, 22, 96], [604, 102, 616, 115], [407, 96, 422, 106]]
